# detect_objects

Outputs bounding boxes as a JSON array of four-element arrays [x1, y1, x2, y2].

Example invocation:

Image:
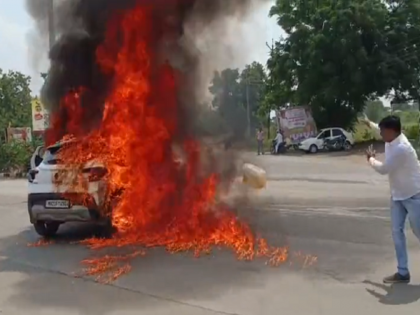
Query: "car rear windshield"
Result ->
[[42, 141, 75, 165], [42, 145, 63, 165]]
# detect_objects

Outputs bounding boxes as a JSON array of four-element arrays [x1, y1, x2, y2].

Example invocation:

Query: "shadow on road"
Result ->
[[0, 204, 397, 314], [320, 141, 385, 158], [0, 214, 292, 314], [0, 257, 181, 315], [363, 280, 420, 305]]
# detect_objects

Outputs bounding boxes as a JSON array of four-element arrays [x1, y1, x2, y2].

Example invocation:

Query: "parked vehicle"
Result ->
[[270, 139, 287, 154], [323, 134, 347, 151], [296, 128, 354, 153], [27, 140, 116, 237]]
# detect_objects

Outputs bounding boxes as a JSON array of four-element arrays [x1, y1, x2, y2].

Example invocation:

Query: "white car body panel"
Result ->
[[27, 142, 108, 224], [29, 165, 102, 205], [297, 128, 355, 152], [30, 146, 44, 170]]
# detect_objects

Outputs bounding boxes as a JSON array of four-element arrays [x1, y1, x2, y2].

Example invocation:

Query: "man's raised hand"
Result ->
[[366, 144, 376, 161]]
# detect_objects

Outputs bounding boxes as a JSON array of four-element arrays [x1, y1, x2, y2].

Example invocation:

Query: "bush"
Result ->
[[354, 121, 376, 143], [32, 136, 44, 149], [0, 140, 33, 173], [403, 124, 419, 141], [397, 111, 420, 127]]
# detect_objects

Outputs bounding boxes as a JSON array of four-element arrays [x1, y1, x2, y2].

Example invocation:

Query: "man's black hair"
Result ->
[[378, 115, 401, 133]]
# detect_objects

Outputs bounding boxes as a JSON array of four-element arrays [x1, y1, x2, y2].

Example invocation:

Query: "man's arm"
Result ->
[[369, 145, 405, 175]]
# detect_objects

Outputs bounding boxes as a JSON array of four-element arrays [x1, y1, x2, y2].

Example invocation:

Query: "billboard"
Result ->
[[31, 98, 50, 132], [6, 127, 32, 143], [275, 106, 317, 144]]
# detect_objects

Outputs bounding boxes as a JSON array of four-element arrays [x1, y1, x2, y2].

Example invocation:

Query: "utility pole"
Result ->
[[245, 39, 275, 139], [266, 39, 275, 139], [48, 0, 55, 51], [246, 81, 251, 138], [246, 78, 266, 138]]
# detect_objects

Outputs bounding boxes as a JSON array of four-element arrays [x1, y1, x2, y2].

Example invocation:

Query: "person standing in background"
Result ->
[[274, 129, 284, 154], [257, 128, 264, 155], [366, 115, 420, 284]]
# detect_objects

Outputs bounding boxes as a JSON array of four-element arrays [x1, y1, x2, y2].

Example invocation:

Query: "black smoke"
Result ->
[[26, 0, 270, 205], [25, 0, 258, 140]]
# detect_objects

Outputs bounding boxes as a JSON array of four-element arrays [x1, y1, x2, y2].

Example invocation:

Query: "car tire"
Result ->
[[33, 221, 60, 238], [309, 144, 318, 154], [98, 190, 121, 238], [101, 217, 116, 238], [343, 141, 352, 151]]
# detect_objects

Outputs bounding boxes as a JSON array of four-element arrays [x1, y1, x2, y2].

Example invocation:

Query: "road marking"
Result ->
[[277, 209, 389, 220], [254, 204, 389, 220], [262, 204, 388, 211]]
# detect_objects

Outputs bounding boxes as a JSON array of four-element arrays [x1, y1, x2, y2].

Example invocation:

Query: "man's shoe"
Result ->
[[383, 273, 410, 284]]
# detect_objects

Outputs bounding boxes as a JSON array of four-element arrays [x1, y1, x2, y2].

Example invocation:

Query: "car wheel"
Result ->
[[343, 141, 352, 151], [309, 144, 318, 154], [33, 221, 60, 238], [100, 217, 116, 238], [99, 195, 119, 238]]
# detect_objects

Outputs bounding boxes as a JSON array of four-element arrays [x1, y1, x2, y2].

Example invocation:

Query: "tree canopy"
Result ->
[[266, 0, 420, 129], [0, 69, 32, 131], [208, 63, 267, 139], [3, 1, 420, 143], [239, 61, 267, 121]]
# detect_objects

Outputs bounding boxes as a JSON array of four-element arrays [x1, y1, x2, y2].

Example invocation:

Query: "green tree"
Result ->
[[0, 69, 32, 131], [239, 62, 267, 133], [263, 41, 293, 117], [391, 101, 416, 112], [209, 68, 247, 138], [239, 61, 267, 135], [208, 65, 267, 139], [385, 0, 420, 105], [364, 100, 387, 122], [194, 102, 226, 137], [267, 0, 393, 129]]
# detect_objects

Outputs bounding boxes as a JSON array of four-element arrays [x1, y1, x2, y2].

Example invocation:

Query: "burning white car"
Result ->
[[27, 140, 113, 237]]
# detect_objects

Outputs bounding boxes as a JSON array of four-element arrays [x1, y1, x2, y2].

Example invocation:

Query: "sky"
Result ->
[[0, 0, 282, 96]]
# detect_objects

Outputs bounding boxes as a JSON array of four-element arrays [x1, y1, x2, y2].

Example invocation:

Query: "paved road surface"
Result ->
[[0, 153, 419, 314]]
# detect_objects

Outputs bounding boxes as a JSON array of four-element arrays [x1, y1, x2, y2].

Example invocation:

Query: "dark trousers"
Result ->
[[257, 140, 264, 155]]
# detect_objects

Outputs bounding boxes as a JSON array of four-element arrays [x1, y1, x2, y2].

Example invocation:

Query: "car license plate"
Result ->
[[45, 200, 70, 208]]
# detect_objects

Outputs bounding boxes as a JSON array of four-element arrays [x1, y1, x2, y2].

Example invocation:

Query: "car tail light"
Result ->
[[83, 167, 107, 182], [27, 169, 39, 183]]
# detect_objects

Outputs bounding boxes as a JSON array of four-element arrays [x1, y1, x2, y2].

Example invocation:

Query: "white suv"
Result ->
[[297, 128, 354, 153], [27, 140, 114, 237]]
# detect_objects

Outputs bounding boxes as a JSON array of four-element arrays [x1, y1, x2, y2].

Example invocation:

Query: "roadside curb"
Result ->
[[0, 172, 27, 179]]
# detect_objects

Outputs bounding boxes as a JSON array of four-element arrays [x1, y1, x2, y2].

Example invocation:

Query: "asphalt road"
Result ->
[[1, 152, 420, 314]]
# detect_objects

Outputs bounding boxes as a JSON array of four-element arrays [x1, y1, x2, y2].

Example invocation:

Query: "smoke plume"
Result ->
[[25, 0, 269, 202], [24, 0, 263, 138], [23, 1, 285, 276]]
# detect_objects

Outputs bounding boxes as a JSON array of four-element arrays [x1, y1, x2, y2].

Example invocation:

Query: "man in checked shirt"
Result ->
[[367, 115, 420, 284]]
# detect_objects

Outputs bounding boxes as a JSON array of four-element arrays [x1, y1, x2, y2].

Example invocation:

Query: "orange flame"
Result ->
[[43, 2, 300, 281]]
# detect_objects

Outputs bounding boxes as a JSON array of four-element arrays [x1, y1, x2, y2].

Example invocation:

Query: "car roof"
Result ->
[[46, 138, 76, 150]]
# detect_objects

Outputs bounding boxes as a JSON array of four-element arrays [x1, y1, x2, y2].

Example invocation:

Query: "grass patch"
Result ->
[[353, 121, 379, 143]]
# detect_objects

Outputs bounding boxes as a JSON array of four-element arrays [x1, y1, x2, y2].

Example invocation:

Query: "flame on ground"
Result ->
[[40, 2, 311, 282]]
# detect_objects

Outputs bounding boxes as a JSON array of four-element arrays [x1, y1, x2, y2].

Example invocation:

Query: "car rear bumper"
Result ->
[[27, 193, 108, 224]]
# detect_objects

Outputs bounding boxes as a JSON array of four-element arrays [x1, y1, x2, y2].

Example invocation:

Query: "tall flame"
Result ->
[[44, 2, 291, 282]]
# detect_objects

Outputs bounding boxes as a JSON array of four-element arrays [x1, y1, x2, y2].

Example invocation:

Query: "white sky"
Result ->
[[0, 0, 389, 107], [0, 1, 281, 96]]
